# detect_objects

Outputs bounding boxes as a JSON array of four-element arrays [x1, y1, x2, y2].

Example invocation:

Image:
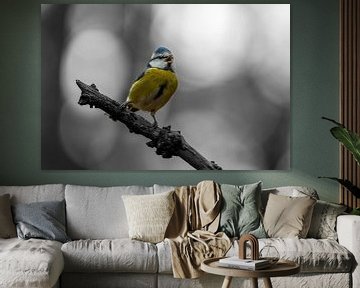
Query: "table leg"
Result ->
[[251, 278, 258, 288], [222, 276, 233, 288], [263, 277, 273, 288]]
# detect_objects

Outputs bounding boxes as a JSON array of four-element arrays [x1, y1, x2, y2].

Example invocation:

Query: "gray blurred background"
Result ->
[[41, 4, 290, 170]]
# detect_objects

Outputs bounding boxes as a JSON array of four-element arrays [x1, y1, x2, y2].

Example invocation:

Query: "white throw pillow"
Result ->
[[122, 191, 175, 243]]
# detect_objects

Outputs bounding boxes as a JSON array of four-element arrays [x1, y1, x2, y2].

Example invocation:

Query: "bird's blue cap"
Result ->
[[154, 46, 171, 54]]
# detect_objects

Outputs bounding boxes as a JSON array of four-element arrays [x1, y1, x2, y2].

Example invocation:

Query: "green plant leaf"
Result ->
[[322, 117, 360, 165], [319, 177, 360, 198], [330, 127, 360, 165], [351, 208, 360, 215]]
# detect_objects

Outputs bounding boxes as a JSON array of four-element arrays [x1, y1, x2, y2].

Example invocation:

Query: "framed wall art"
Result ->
[[41, 4, 290, 170]]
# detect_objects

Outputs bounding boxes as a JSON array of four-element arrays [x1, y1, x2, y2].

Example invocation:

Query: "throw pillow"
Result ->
[[261, 186, 319, 214], [218, 182, 267, 238], [12, 200, 70, 243], [263, 193, 316, 238], [122, 190, 175, 243], [0, 194, 17, 238], [307, 200, 347, 240]]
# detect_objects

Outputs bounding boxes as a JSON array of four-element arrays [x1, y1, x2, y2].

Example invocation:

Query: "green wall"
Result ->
[[0, 0, 340, 203]]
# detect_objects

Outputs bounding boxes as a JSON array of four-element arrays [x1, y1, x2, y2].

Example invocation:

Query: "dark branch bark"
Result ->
[[76, 80, 222, 170]]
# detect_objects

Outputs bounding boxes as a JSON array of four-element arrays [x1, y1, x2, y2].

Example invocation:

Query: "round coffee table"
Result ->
[[201, 257, 300, 288]]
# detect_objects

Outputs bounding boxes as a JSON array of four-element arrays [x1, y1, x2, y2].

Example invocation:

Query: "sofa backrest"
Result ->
[[65, 184, 154, 239], [0, 184, 65, 204], [0, 184, 321, 241], [154, 184, 320, 211], [153, 184, 176, 194]]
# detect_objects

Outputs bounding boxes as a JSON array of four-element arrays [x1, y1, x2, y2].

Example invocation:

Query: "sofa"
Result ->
[[0, 183, 359, 288]]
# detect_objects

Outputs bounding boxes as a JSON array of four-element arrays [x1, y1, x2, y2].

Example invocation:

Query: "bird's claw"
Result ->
[[151, 120, 158, 128], [119, 102, 128, 110]]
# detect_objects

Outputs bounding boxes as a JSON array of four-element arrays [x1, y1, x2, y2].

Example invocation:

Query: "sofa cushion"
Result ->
[[218, 182, 266, 238], [0, 184, 65, 204], [263, 193, 316, 238], [61, 239, 158, 273], [232, 238, 353, 273], [156, 240, 173, 274], [12, 200, 70, 243], [261, 186, 319, 213], [122, 191, 175, 243], [158, 237, 353, 274], [262, 238, 353, 273], [65, 185, 153, 239], [307, 200, 347, 240], [0, 238, 64, 288], [61, 273, 157, 288], [0, 194, 16, 238]]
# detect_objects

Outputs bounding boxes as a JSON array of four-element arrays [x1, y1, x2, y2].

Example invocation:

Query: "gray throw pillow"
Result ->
[[307, 200, 347, 240], [12, 200, 70, 243], [218, 182, 266, 238]]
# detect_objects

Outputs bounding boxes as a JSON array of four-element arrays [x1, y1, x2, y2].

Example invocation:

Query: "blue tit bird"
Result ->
[[122, 46, 178, 127]]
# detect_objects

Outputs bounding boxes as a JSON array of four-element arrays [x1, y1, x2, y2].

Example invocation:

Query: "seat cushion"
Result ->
[[228, 238, 354, 273], [157, 238, 354, 274], [62, 239, 158, 273], [156, 240, 173, 274], [61, 273, 157, 288], [261, 238, 353, 272], [0, 238, 64, 288]]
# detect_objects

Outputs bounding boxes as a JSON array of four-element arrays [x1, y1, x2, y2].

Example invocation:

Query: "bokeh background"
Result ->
[[41, 4, 290, 170]]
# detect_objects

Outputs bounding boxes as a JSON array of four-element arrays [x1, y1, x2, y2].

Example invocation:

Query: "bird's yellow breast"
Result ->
[[127, 68, 178, 113]]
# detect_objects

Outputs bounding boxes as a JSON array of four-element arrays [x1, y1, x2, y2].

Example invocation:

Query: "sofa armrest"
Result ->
[[337, 215, 360, 288]]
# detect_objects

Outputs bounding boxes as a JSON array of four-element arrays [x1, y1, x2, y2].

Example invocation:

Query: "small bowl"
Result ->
[[259, 245, 280, 265]]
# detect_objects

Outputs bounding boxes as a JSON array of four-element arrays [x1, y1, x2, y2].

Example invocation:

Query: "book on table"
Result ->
[[218, 257, 271, 270]]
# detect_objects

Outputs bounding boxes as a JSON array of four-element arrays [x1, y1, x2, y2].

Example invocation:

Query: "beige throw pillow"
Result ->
[[122, 191, 175, 243], [263, 193, 316, 238], [0, 194, 17, 238]]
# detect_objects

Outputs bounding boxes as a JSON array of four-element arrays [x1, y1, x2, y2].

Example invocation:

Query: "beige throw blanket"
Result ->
[[165, 181, 231, 278]]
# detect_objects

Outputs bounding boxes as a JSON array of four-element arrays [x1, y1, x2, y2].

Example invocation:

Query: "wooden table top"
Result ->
[[201, 257, 300, 278]]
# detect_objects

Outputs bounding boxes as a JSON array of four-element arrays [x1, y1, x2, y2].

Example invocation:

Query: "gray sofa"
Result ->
[[0, 184, 359, 288]]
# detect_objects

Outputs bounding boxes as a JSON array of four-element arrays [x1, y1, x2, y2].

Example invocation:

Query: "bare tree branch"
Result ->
[[76, 80, 222, 170]]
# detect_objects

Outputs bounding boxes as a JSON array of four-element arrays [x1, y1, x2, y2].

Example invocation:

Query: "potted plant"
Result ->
[[320, 117, 360, 215]]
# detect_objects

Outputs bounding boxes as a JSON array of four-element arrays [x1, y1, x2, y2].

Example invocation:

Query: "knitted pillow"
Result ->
[[122, 190, 175, 243], [307, 200, 347, 240]]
